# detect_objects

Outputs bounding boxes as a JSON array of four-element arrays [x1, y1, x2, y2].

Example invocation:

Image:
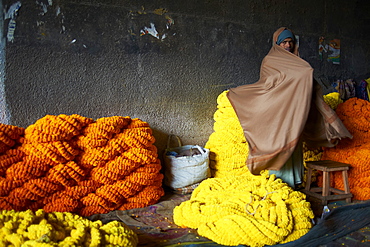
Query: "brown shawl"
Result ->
[[227, 27, 352, 175]]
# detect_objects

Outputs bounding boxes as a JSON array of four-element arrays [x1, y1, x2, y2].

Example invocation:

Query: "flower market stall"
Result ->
[[0, 114, 164, 246], [1, 84, 370, 246]]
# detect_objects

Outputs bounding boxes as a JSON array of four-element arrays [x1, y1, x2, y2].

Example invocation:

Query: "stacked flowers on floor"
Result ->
[[174, 90, 316, 246], [0, 209, 138, 246], [204, 90, 250, 178], [320, 97, 370, 200], [185, 91, 344, 246], [173, 172, 314, 246], [204, 91, 342, 178], [0, 114, 164, 217]]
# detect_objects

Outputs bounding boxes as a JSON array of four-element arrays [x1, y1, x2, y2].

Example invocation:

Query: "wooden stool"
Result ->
[[302, 160, 353, 205]]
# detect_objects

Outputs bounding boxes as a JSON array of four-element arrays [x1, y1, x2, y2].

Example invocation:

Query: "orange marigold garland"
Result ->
[[0, 149, 25, 177], [0, 178, 24, 196], [0, 123, 24, 154], [320, 97, 370, 200], [0, 114, 164, 216], [24, 114, 93, 142], [6, 157, 51, 181], [112, 178, 145, 199]]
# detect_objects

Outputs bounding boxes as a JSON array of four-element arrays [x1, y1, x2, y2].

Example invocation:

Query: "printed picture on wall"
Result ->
[[319, 37, 340, 65]]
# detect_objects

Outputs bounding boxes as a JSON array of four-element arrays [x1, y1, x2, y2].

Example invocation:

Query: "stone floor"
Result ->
[[307, 197, 370, 247]]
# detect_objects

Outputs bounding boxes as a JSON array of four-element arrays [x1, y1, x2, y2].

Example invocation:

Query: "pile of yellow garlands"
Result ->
[[186, 91, 346, 246], [0, 209, 138, 246], [176, 90, 314, 246], [321, 97, 370, 200], [173, 173, 314, 246], [204, 91, 250, 178], [204, 91, 343, 178], [205, 90, 370, 201], [0, 114, 164, 216]]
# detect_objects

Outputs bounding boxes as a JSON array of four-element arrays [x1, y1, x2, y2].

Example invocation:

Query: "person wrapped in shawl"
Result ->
[[227, 27, 352, 188]]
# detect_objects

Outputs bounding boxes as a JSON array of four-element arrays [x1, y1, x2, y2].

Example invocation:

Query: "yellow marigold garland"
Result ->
[[205, 90, 340, 182], [323, 92, 343, 110], [191, 91, 345, 246], [204, 90, 250, 178], [173, 173, 314, 246], [0, 209, 138, 246], [0, 114, 164, 216]]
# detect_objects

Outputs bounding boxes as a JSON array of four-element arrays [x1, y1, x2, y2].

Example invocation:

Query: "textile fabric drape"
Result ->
[[227, 27, 352, 175]]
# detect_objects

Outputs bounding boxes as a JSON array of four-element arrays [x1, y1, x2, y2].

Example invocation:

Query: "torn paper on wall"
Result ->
[[140, 23, 159, 39], [5, 1, 21, 19], [135, 7, 175, 41], [7, 19, 17, 43], [36, 0, 51, 15], [5, 1, 21, 43], [139, 17, 174, 40], [319, 37, 340, 65]]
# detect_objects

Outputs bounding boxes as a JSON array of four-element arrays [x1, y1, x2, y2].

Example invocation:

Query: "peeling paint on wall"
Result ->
[[135, 6, 175, 41], [36, 0, 54, 15], [0, 2, 11, 124], [35, 1, 65, 36], [153, 8, 167, 16], [165, 15, 174, 29]]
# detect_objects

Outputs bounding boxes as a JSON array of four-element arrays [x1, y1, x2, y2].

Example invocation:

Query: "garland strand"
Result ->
[[0, 209, 138, 246], [173, 173, 314, 246]]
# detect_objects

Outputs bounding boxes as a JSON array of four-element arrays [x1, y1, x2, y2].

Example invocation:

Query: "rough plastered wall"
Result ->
[[1, 0, 370, 156]]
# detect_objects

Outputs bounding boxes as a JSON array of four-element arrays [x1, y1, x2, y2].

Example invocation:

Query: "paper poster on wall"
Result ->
[[319, 37, 340, 65]]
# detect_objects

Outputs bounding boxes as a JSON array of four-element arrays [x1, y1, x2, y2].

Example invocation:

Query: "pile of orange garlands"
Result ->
[[320, 97, 370, 201], [0, 114, 164, 216]]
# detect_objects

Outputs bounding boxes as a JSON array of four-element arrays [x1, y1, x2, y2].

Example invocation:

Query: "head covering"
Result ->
[[276, 29, 295, 45], [273, 27, 299, 56]]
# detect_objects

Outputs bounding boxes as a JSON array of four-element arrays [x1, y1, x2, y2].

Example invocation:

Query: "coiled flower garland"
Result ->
[[173, 173, 314, 246], [204, 91, 250, 178], [205, 91, 370, 201], [320, 97, 370, 200], [0, 123, 24, 154], [0, 114, 164, 216], [204, 91, 341, 179], [0, 209, 138, 246]]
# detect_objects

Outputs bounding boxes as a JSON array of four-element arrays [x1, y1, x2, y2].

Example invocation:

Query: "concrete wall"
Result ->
[[2, 0, 370, 155]]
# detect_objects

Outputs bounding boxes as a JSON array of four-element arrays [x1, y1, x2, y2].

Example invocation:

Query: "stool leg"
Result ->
[[305, 167, 312, 191], [342, 170, 352, 203], [322, 171, 329, 205]]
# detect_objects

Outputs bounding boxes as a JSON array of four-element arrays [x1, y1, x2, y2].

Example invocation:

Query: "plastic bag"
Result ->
[[163, 135, 210, 189]]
